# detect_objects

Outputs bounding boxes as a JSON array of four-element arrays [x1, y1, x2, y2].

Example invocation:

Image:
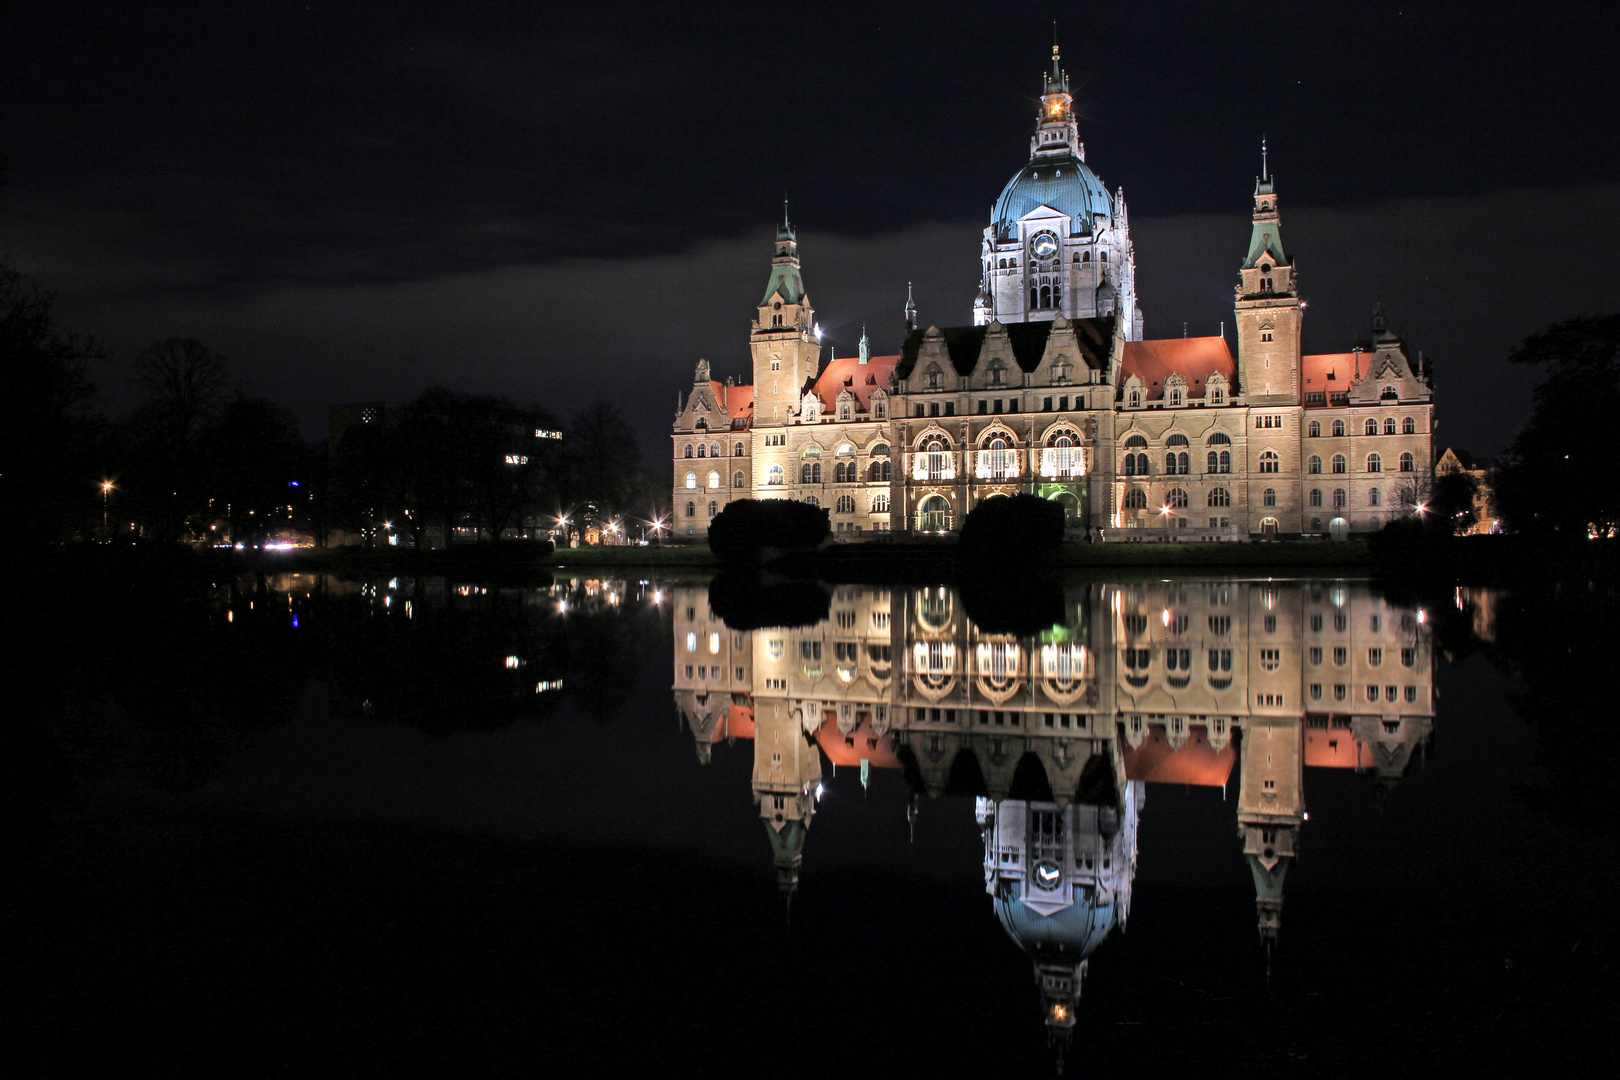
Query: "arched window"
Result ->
[[1165, 452, 1180, 475], [685, 472, 698, 489], [1365, 418, 1378, 436], [870, 460, 891, 481], [1263, 488, 1277, 507], [708, 501, 718, 518], [1308, 455, 1322, 474], [1332, 454, 1347, 474], [1309, 488, 1323, 507], [735, 442, 745, 457], [1167, 433, 1189, 447], [872, 494, 890, 513], [1082, 251, 1091, 263], [709, 444, 719, 458], [708, 471, 721, 489], [1208, 487, 1231, 508], [1400, 451, 1416, 472], [834, 462, 847, 483], [1259, 450, 1280, 473], [697, 444, 706, 458], [685, 501, 695, 517], [1369, 487, 1382, 507], [734, 472, 745, 489], [1384, 418, 1397, 435], [1366, 453, 1382, 473], [1124, 435, 1148, 448], [872, 443, 889, 456], [1169, 388, 1183, 406], [836, 495, 855, 514], [1402, 417, 1416, 435], [1332, 488, 1347, 509], [1168, 488, 1189, 509], [1207, 432, 1231, 446], [1129, 389, 1142, 408], [1332, 419, 1346, 437], [1307, 420, 1321, 438], [804, 496, 819, 508], [767, 464, 784, 485], [1217, 450, 1231, 473], [684, 445, 693, 458], [1124, 488, 1147, 509]]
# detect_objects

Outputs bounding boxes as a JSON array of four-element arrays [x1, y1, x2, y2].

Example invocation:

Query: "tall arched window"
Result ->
[[1402, 417, 1416, 435], [1263, 488, 1277, 507], [1308, 455, 1322, 474], [767, 464, 784, 485], [1168, 488, 1189, 509], [1369, 488, 1382, 507], [696, 444, 706, 458], [684, 445, 694, 458], [872, 494, 890, 513], [685, 501, 695, 517], [708, 501, 718, 518], [1331, 454, 1347, 474], [735, 442, 745, 457], [1399, 451, 1416, 472], [1208, 487, 1231, 508], [1366, 453, 1382, 473], [708, 471, 721, 489], [734, 472, 745, 489], [1259, 450, 1279, 474], [685, 472, 698, 489], [1309, 488, 1323, 507], [1364, 418, 1378, 436], [1124, 488, 1147, 509], [1332, 419, 1346, 437], [836, 495, 855, 514], [1332, 488, 1347, 509], [1384, 418, 1397, 435], [1308, 420, 1321, 438]]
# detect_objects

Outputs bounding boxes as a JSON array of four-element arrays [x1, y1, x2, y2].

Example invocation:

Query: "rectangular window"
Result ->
[[1044, 397, 1053, 412], [1401, 647, 1416, 667], [945, 402, 955, 416], [1059, 396, 1069, 410], [915, 405, 925, 418], [929, 403, 940, 417], [1368, 647, 1383, 666], [1310, 683, 1322, 700], [1405, 686, 1418, 703], [1309, 647, 1322, 665], [979, 400, 988, 414]]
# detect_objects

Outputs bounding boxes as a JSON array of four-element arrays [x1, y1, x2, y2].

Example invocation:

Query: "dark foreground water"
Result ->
[[8, 570, 1617, 1077]]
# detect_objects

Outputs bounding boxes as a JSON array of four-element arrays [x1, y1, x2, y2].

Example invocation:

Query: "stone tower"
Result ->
[[1233, 144, 1302, 403], [750, 214, 822, 425], [1236, 715, 1305, 941], [752, 697, 822, 898]]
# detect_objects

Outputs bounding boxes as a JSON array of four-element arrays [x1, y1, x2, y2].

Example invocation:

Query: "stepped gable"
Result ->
[[1118, 336, 1235, 402]]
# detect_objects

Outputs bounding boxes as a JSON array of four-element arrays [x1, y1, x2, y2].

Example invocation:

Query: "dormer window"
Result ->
[[925, 364, 943, 390]]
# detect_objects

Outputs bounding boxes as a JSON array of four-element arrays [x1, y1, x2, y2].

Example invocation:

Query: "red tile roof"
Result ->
[[1304, 725, 1374, 769], [1120, 724, 1237, 786], [706, 381, 754, 427], [1118, 337, 1234, 401], [813, 713, 901, 768], [810, 356, 898, 415], [1300, 353, 1359, 405]]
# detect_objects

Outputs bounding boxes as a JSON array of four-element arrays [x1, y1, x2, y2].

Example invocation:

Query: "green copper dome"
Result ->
[[992, 153, 1112, 243]]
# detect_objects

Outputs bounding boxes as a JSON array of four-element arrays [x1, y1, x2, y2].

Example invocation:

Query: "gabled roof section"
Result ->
[[810, 355, 897, 414], [897, 317, 1114, 379], [1301, 353, 1358, 405], [1118, 337, 1234, 401]]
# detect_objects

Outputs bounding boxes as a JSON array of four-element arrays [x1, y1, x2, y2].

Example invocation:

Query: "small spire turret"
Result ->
[[904, 282, 917, 332]]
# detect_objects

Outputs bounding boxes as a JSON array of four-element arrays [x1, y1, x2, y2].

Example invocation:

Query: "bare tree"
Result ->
[[134, 337, 232, 454]]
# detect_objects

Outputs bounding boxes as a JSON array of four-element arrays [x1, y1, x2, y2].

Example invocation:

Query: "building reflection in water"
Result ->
[[673, 579, 1436, 1040]]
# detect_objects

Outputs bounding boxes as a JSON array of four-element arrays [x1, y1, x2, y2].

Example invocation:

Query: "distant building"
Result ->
[[673, 44, 1436, 541], [1436, 447, 1499, 534]]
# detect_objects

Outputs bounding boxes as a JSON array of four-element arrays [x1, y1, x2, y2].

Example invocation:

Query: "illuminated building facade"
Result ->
[[673, 46, 1435, 540]]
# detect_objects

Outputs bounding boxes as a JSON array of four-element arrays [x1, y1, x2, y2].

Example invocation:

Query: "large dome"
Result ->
[[991, 153, 1113, 243]]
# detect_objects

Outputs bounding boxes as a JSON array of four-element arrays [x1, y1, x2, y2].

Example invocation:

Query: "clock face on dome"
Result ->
[[1030, 232, 1059, 259]]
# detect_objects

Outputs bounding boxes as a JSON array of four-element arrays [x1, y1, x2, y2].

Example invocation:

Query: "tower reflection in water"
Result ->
[[673, 580, 1435, 1039]]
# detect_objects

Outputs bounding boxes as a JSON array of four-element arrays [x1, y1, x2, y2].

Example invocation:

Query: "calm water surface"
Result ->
[[11, 571, 1615, 1076]]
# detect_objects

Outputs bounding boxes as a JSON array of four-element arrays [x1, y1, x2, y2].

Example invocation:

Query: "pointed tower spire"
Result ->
[[1261, 136, 1269, 184], [858, 323, 870, 364], [904, 282, 917, 332]]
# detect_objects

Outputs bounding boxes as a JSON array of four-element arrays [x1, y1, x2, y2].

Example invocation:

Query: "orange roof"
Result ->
[[1304, 726, 1374, 769], [1301, 354, 1358, 406], [810, 355, 898, 416], [711, 703, 755, 742], [813, 712, 901, 769], [1120, 724, 1236, 786], [1118, 337, 1234, 402], [706, 381, 754, 427]]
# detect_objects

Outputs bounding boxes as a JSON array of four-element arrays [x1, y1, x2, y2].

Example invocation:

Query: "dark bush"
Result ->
[[706, 571, 831, 630], [958, 493, 1065, 557], [708, 499, 830, 562]]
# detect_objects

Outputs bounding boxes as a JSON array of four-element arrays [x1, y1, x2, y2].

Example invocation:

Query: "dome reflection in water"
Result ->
[[673, 578, 1436, 1051]]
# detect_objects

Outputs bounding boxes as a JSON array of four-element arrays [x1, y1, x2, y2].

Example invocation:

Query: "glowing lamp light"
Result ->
[[815, 783, 826, 801], [1417, 609, 1427, 624]]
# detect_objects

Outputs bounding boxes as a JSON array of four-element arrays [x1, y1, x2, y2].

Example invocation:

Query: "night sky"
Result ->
[[4, 1, 1617, 460]]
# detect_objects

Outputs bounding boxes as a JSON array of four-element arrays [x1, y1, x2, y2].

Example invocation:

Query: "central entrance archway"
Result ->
[[1329, 517, 1349, 541], [918, 495, 952, 533]]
